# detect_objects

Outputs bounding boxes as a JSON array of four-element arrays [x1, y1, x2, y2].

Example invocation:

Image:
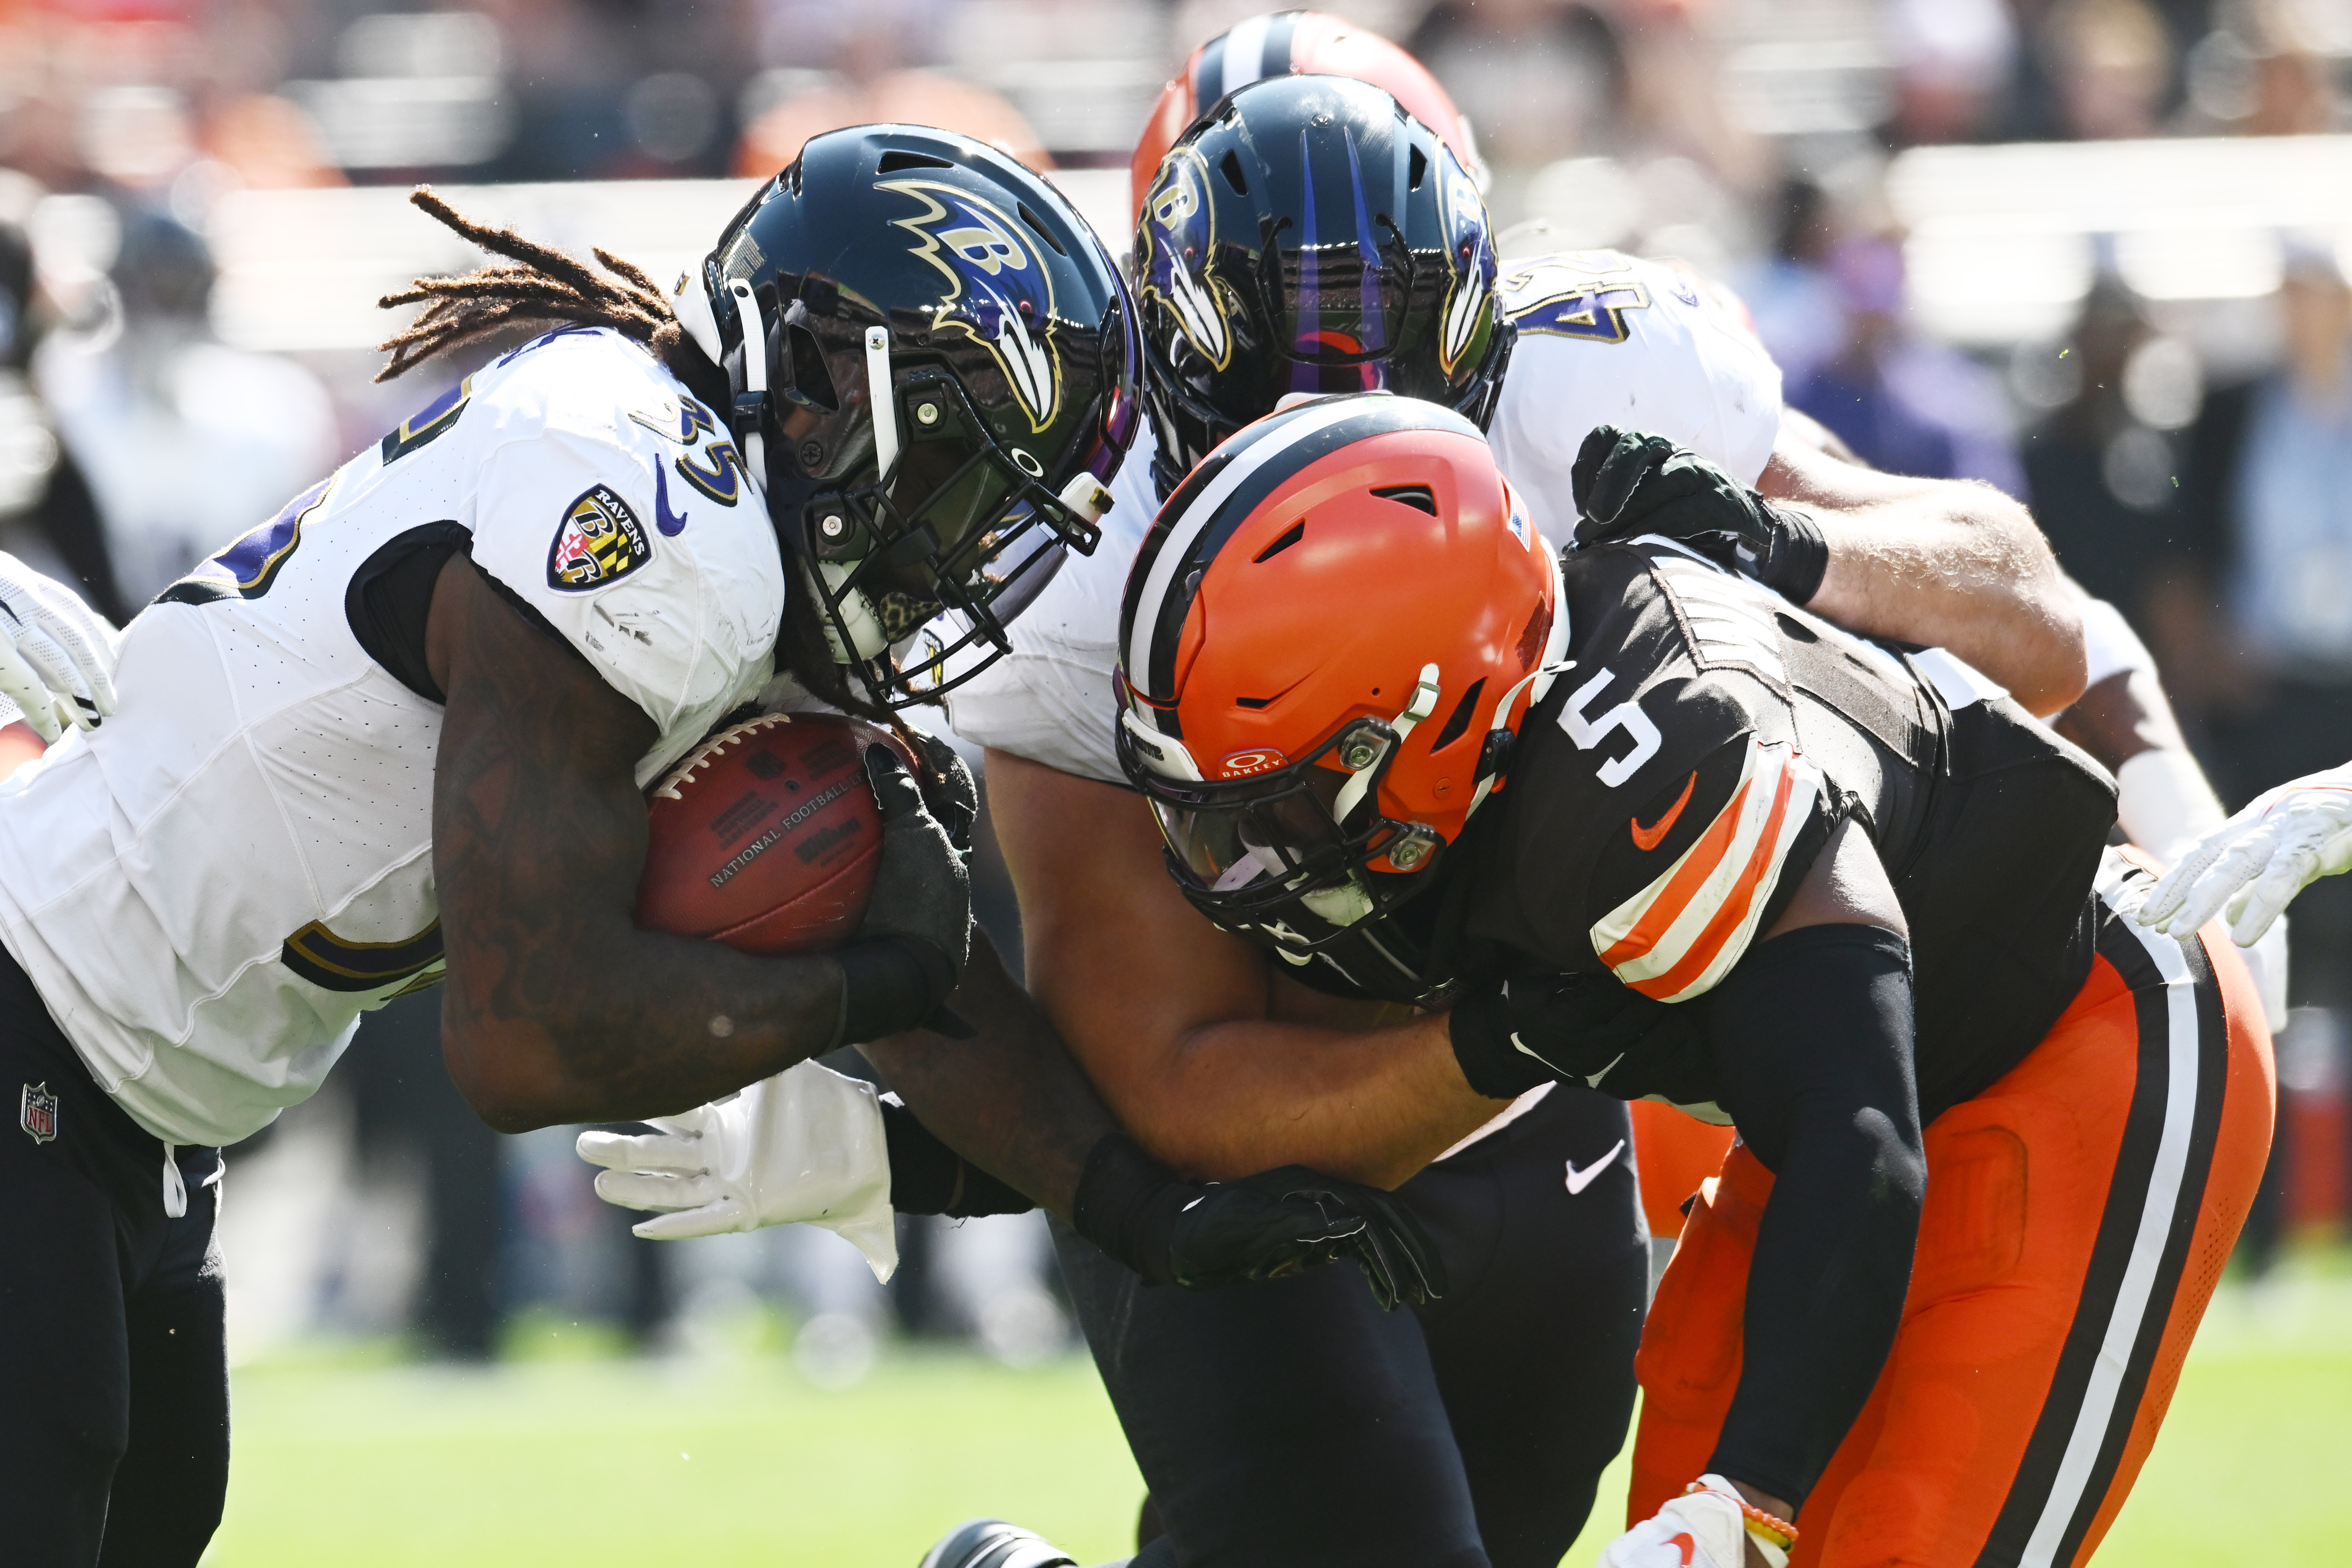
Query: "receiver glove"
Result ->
[[576, 1059, 898, 1276], [2140, 762, 2352, 947]]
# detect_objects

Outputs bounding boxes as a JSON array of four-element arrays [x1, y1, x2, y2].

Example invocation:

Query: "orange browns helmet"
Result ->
[[1115, 395, 1566, 1002], [1130, 11, 1487, 223]]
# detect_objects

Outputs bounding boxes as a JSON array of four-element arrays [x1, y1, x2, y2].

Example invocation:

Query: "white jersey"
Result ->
[[0, 327, 784, 1148], [944, 249, 1783, 784]]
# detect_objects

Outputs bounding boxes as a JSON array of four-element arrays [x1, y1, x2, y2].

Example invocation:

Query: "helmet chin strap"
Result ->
[[724, 278, 770, 494], [1332, 663, 1442, 827], [865, 326, 900, 482]]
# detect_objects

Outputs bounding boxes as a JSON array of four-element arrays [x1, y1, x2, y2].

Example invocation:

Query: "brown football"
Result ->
[[635, 712, 895, 954]]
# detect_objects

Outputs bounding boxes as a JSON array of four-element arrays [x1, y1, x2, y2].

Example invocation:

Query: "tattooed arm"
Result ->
[[861, 928, 1115, 1215], [427, 554, 846, 1131]]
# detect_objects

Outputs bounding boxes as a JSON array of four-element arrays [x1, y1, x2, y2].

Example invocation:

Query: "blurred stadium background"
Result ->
[[3, 0, 2352, 1563]]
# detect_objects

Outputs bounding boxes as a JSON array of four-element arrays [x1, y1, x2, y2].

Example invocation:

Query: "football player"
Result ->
[[910, 70, 2091, 1568], [1105, 395, 2267, 1568], [0, 129, 1433, 1568], [581, 58, 2090, 1568]]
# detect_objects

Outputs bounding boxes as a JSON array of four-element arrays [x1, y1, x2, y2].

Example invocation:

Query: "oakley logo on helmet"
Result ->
[[1503, 254, 1653, 345], [1435, 152, 1495, 376], [883, 179, 1060, 432], [1219, 748, 1290, 778], [1139, 149, 1233, 371]]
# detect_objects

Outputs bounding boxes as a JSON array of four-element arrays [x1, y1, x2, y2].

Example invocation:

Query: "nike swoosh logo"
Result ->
[[654, 461, 690, 537], [1565, 1138, 1626, 1195], [1630, 770, 1697, 851]]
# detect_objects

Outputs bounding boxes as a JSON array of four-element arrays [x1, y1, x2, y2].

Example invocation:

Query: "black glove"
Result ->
[[1072, 1133, 1446, 1311], [1448, 966, 1709, 1101], [1570, 425, 1828, 605], [900, 728, 979, 856], [834, 745, 974, 1045]]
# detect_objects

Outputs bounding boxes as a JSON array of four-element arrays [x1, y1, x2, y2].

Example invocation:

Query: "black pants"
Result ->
[[1054, 1085, 1647, 1568], [0, 950, 226, 1568]]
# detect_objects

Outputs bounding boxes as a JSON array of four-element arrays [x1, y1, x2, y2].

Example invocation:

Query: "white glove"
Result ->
[[0, 552, 117, 744], [1598, 1476, 1786, 1568], [2139, 764, 2352, 947], [575, 1060, 898, 1280]]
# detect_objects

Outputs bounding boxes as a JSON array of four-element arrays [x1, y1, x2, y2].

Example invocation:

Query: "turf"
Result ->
[[202, 1265, 2352, 1567]]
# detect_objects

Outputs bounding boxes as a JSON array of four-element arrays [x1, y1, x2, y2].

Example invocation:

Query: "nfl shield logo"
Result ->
[[20, 1081, 57, 1144]]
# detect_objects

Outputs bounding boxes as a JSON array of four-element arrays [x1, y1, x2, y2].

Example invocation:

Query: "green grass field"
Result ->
[[203, 1253, 2352, 1568]]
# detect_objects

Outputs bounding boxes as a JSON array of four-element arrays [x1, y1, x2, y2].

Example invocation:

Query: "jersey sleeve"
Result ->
[[463, 347, 785, 784], [1468, 545, 1831, 1001]]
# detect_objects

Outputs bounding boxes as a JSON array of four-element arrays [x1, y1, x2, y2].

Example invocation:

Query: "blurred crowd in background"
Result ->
[[2, 0, 2351, 1369]]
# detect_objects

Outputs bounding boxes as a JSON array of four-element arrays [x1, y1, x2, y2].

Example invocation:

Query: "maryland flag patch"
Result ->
[[548, 484, 652, 592]]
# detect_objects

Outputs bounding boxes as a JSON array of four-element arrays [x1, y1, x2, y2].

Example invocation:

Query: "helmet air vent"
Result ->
[[1252, 521, 1306, 562], [1017, 202, 1067, 256], [877, 149, 954, 174], [1429, 677, 1485, 752], [1371, 484, 1436, 515], [1236, 695, 1275, 709], [781, 320, 838, 412], [1408, 145, 1428, 191], [1220, 150, 1250, 196]]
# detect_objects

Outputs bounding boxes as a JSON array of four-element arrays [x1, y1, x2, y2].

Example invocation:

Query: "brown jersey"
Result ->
[[1467, 539, 2118, 1119]]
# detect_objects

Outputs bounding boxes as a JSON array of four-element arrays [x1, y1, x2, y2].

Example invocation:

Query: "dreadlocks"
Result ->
[[375, 187, 725, 407]]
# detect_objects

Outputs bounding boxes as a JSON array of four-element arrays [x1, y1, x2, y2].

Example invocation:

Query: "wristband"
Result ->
[[2115, 748, 2227, 866], [2078, 596, 2154, 690], [1071, 1132, 1185, 1287], [833, 938, 944, 1046], [879, 1098, 1034, 1217], [1748, 502, 1828, 605]]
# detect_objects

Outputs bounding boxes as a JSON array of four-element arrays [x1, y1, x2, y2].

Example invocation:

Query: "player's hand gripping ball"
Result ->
[[634, 712, 909, 953]]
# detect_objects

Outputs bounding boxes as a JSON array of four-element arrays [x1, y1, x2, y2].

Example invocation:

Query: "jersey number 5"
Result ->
[[1560, 667, 1661, 787]]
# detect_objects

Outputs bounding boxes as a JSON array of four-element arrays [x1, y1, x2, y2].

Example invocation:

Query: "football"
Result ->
[[635, 711, 896, 954]]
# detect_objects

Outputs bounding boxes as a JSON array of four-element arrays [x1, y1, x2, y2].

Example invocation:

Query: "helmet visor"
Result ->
[[1118, 714, 1444, 945], [1148, 771, 1350, 895]]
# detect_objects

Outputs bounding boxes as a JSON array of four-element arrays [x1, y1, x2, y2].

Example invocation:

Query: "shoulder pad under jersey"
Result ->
[[1487, 250, 1782, 545], [1467, 542, 1829, 1000]]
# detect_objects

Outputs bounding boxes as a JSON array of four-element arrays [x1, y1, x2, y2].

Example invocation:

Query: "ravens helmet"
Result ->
[[1132, 74, 1511, 499], [673, 125, 1141, 708]]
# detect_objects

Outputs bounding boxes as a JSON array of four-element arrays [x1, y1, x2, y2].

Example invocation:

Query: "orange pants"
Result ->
[[1629, 876, 2275, 1567], [1630, 1099, 1737, 1241]]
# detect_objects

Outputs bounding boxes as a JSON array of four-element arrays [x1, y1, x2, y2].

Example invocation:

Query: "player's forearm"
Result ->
[[861, 929, 1115, 1217], [429, 553, 855, 1129], [1810, 499, 2081, 712], [1118, 1012, 1491, 1188], [2051, 666, 2185, 772], [438, 930, 848, 1131], [1761, 449, 2085, 714]]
